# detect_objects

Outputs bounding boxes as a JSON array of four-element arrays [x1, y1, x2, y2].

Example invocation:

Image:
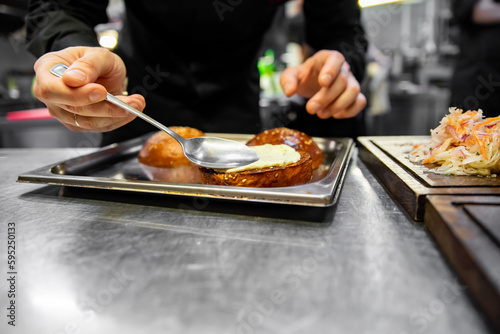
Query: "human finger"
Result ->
[[305, 71, 348, 115], [65, 112, 138, 133], [46, 94, 145, 132], [316, 92, 366, 120], [61, 47, 126, 92], [33, 47, 126, 100], [280, 66, 300, 97], [326, 73, 362, 117], [33, 79, 107, 107], [316, 50, 345, 87], [63, 94, 146, 118], [326, 93, 367, 119], [313, 73, 365, 119], [49, 104, 138, 133]]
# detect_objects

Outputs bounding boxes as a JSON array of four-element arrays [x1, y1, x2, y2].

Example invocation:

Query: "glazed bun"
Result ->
[[246, 128, 324, 169], [199, 150, 312, 187], [140, 164, 201, 183], [138, 127, 205, 167]]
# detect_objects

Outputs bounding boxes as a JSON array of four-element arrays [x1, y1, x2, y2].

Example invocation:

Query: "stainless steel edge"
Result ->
[[17, 133, 354, 207]]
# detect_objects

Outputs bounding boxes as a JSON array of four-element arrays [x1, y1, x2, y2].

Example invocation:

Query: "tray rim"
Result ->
[[17, 133, 355, 207]]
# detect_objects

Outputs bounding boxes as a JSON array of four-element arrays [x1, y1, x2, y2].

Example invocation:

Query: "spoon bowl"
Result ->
[[50, 64, 259, 169]]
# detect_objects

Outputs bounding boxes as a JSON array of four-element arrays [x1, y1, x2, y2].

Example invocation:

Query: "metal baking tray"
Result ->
[[358, 136, 500, 221], [18, 133, 354, 207]]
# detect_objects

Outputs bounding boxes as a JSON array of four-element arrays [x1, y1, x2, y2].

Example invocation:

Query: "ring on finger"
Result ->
[[74, 113, 81, 127]]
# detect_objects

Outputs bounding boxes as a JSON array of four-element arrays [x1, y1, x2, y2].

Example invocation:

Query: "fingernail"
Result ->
[[89, 90, 103, 102], [308, 101, 320, 114], [66, 69, 87, 82], [321, 74, 333, 86]]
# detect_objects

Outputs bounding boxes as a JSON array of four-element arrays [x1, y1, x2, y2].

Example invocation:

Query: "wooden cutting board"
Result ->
[[425, 195, 500, 331], [358, 136, 500, 220]]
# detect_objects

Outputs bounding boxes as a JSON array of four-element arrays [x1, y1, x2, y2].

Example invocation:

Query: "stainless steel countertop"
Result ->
[[0, 148, 494, 334]]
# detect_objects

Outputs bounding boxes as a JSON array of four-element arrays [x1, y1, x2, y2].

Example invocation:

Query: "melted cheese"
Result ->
[[222, 144, 300, 173]]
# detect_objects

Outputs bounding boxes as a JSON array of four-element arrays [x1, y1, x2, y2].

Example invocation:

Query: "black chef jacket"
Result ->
[[450, 0, 500, 117], [26, 0, 367, 145]]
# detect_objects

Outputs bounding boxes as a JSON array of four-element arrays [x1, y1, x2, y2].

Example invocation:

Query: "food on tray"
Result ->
[[246, 127, 324, 169], [140, 164, 201, 183], [139, 126, 321, 186], [138, 127, 205, 183], [221, 144, 301, 173], [138, 127, 205, 167], [199, 127, 323, 187], [199, 144, 313, 187], [410, 108, 500, 176]]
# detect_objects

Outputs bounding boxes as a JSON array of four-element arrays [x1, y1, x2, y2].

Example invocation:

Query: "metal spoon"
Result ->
[[50, 63, 259, 169]]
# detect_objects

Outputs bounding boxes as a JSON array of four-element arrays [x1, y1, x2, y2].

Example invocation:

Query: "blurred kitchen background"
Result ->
[[0, 0, 456, 147]]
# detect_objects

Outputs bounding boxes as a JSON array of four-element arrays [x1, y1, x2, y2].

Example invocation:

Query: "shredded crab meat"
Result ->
[[409, 108, 500, 176]]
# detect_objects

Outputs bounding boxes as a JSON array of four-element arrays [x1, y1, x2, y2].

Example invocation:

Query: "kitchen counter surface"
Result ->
[[0, 147, 495, 334]]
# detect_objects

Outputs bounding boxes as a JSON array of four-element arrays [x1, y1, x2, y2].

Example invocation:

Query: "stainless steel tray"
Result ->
[[18, 133, 354, 207]]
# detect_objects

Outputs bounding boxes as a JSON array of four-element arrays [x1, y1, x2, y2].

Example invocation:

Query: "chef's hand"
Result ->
[[33, 46, 145, 132], [280, 50, 366, 119]]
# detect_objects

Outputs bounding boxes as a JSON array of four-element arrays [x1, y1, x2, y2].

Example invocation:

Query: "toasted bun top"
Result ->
[[138, 127, 205, 167]]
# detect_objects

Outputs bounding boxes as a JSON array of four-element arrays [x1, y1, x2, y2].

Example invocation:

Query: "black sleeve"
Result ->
[[303, 0, 368, 82], [25, 0, 109, 57], [451, 0, 479, 26]]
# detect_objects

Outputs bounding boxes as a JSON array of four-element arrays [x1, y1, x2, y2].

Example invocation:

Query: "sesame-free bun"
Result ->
[[138, 127, 205, 167], [140, 164, 201, 183], [198, 150, 312, 187]]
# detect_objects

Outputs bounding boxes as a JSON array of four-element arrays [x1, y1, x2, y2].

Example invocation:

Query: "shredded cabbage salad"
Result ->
[[409, 108, 500, 176]]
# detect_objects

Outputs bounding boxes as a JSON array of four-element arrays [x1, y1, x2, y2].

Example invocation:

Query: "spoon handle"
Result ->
[[104, 93, 185, 144], [49, 64, 185, 145]]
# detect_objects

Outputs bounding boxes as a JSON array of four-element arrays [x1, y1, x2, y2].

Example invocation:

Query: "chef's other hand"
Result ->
[[280, 50, 366, 119], [33, 46, 145, 132]]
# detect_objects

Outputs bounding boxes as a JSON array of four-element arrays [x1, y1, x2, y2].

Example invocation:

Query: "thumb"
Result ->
[[62, 48, 122, 88], [63, 68, 91, 88], [63, 62, 98, 88], [280, 66, 300, 97]]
